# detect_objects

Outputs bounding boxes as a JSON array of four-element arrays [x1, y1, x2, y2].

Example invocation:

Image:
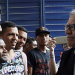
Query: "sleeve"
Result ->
[[27, 51, 35, 67]]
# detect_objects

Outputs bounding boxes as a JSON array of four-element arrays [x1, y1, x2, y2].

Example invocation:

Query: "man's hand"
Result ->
[[49, 38, 56, 53]]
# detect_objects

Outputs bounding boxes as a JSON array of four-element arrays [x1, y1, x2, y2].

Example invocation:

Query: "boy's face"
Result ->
[[1, 27, 19, 50], [36, 33, 49, 46], [16, 30, 27, 50]]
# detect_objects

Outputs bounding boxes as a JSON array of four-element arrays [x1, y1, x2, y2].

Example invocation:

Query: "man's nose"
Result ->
[[43, 35, 46, 39], [65, 27, 72, 34], [13, 35, 18, 40], [20, 39, 25, 44]]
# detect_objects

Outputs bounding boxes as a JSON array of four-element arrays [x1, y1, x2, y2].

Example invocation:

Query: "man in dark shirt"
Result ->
[[27, 27, 50, 75]]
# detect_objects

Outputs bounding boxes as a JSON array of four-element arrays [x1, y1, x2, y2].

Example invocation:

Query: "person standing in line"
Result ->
[[15, 26, 27, 51], [0, 21, 27, 75], [23, 37, 37, 54], [15, 26, 28, 73], [27, 27, 50, 75]]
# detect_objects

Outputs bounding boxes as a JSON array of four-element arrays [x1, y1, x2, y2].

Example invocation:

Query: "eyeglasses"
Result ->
[[64, 24, 75, 31]]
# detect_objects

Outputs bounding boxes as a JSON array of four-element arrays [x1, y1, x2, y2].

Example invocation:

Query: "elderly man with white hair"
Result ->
[[49, 9, 75, 75]]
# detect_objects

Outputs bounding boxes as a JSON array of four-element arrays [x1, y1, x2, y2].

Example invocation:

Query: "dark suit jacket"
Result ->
[[56, 48, 74, 75]]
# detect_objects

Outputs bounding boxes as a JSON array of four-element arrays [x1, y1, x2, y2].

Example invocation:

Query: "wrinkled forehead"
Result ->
[[67, 14, 75, 25], [0, 39, 5, 46]]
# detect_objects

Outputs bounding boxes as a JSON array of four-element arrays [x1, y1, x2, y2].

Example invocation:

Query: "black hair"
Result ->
[[26, 37, 36, 44], [17, 26, 27, 33], [30, 37, 36, 41], [26, 37, 32, 44], [1, 21, 17, 34]]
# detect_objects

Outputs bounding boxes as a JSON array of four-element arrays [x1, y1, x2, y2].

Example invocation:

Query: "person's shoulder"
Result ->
[[27, 48, 38, 55], [62, 47, 74, 57], [28, 48, 37, 52], [63, 47, 73, 53], [14, 50, 26, 57], [20, 51, 27, 57]]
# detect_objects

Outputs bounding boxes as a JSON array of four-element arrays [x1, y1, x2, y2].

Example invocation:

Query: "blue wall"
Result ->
[[0, 0, 75, 62]]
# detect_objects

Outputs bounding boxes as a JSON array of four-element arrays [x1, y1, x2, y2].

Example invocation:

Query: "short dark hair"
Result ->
[[26, 37, 36, 44], [17, 26, 27, 33], [1, 21, 17, 34], [30, 37, 36, 41]]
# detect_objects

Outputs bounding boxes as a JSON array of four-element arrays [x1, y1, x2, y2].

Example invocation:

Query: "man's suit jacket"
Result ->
[[56, 48, 74, 75]]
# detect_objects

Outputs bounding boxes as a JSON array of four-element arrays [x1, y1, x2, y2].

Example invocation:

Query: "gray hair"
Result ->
[[70, 9, 75, 15]]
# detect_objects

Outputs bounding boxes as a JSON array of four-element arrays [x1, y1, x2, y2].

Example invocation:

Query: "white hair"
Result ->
[[70, 9, 75, 15]]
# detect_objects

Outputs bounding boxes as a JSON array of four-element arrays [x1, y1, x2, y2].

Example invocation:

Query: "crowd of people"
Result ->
[[0, 9, 75, 75]]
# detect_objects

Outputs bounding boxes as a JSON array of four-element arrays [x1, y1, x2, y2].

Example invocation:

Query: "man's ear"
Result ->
[[26, 43, 29, 48]]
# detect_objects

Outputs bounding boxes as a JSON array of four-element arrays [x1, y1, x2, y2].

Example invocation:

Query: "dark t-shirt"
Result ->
[[27, 48, 50, 75]]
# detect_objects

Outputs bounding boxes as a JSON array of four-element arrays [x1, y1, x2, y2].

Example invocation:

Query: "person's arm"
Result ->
[[49, 38, 57, 74], [21, 52, 27, 75], [49, 49, 57, 74], [28, 64, 33, 75]]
